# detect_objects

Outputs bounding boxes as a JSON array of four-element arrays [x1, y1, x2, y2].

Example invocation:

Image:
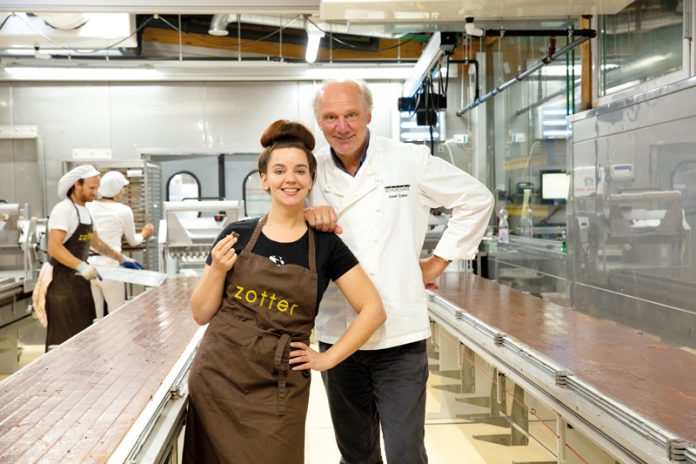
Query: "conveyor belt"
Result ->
[[429, 272, 696, 462], [0, 277, 200, 463]]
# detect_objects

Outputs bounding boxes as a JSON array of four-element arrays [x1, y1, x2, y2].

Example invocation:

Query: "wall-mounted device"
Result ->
[[610, 163, 634, 181], [540, 170, 570, 204]]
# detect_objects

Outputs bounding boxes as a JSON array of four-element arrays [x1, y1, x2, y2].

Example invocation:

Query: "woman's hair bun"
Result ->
[[260, 119, 315, 152]]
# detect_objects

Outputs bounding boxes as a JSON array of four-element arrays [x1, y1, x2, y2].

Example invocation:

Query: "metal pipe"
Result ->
[[481, 28, 596, 38], [456, 35, 593, 117]]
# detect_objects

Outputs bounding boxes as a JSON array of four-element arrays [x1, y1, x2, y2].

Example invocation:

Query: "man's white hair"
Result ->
[[312, 79, 373, 118]]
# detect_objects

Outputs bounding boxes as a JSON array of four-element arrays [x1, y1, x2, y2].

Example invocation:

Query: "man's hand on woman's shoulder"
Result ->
[[305, 206, 343, 234]]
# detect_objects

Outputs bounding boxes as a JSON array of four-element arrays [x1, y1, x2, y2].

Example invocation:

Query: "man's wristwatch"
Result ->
[[434, 255, 452, 265]]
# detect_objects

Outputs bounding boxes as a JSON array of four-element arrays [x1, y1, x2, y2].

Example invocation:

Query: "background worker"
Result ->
[[43, 165, 143, 351], [87, 170, 154, 318], [307, 79, 494, 463]]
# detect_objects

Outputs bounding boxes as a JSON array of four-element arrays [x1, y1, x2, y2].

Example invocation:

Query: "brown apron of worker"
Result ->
[[45, 201, 97, 351], [184, 216, 318, 464]]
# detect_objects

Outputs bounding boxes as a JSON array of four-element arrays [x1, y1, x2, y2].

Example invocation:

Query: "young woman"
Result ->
[[183, 120, 385, 464]]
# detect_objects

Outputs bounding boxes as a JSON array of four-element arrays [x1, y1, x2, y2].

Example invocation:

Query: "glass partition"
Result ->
[[569, 77, 696, 348], [478, 20, 581, 242], [599, 0, 684, 96]]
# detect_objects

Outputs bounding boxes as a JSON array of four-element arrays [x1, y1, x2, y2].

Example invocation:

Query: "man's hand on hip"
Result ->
[[419, 255, 451, 290], [305, 205, 343, 234]]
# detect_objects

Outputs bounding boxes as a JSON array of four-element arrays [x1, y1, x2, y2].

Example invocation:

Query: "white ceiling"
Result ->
[[0, 0, 634, 18], [0, 0, 632, 82], [321, 0, 635, 21]]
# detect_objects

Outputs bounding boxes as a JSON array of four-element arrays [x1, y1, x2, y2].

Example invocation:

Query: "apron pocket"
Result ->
[[189, 319, 280, 404]]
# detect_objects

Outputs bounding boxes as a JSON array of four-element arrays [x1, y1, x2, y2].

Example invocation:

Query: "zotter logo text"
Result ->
[[78, 232, 94, 242], [234, 285, 300, 316], [384, 184, 410, 199]]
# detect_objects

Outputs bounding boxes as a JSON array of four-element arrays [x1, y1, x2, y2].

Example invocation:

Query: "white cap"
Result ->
[[99, 171, 129, 198], [57, 165, 100, 199]]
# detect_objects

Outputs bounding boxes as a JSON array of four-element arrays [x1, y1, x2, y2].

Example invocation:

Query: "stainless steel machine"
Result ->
[[0, 203, 45, 373], [0, 203, 44, 316], [158, 200, 243, 275]]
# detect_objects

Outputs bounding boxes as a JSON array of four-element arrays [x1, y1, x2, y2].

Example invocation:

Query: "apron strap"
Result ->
[[273, 333, 291, 415], [307, 227, 316, 273], [244, 216, 266, 253], [70, 199, 93, 226]]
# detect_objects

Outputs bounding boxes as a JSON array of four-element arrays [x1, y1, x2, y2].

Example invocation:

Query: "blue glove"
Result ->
[[120, 256, 145, 270]]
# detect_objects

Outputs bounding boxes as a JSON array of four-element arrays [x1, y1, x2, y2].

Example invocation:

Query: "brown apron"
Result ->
[[184, 217, 319, 464], [45, 201, 97, 351]]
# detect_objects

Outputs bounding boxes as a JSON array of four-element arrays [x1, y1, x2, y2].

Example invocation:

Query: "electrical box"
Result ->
[[453, 133, 469, 144], [610, 163, 634, 181]]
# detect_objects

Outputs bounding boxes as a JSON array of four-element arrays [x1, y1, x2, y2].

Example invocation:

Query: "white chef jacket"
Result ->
[[86, 201, 144, 265], [309, 135, 494, 350]]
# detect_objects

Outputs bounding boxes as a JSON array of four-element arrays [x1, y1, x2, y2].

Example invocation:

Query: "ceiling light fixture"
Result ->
[[305, 21, 324, 64], [3, 65, 160, 81], [0, 61, 411, 82]]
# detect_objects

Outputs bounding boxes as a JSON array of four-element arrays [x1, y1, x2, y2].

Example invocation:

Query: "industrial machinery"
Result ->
[[158, 200, 243, 275], [0, 203, 44, 317], [0, 203, 45, 373]]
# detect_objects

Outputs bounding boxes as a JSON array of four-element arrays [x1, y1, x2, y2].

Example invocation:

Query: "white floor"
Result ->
[[304, 367, 555, 464]]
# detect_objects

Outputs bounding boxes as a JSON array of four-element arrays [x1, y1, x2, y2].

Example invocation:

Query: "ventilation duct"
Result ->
[[207, 13, 407, 39], [36, 13, 89, 30]]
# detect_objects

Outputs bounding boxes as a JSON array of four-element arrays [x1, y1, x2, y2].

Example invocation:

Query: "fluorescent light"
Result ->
[[0, 61, 411, 82], [542, 129, 570, 138], [541, 64, 582, 77], [302, 66, 410, 80], [3, 66, 160, 80], [305, 22, 324, 64], [542, 119, 567, 126], [402, 32, 444, 97]]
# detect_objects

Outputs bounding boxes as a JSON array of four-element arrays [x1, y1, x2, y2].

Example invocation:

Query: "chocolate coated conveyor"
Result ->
[[2, 272, 694, 463], [0, 277, 203, 463], [428, 272, 696, 463]]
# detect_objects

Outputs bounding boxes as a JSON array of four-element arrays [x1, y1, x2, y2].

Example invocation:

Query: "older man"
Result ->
[[307, 79, 494, 463]]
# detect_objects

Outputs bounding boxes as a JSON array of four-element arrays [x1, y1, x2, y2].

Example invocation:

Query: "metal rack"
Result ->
[[62, 160, 162, 270]]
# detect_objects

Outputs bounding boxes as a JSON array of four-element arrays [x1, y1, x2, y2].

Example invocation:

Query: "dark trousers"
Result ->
[[320, 340, 429, 464]]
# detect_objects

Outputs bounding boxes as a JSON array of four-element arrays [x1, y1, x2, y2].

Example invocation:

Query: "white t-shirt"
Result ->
[[47, 199, 93, 243], [86, 200, 144, 253]]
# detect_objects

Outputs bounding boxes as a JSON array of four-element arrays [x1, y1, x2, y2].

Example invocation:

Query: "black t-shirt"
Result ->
[[206, 218, 359, 305]]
